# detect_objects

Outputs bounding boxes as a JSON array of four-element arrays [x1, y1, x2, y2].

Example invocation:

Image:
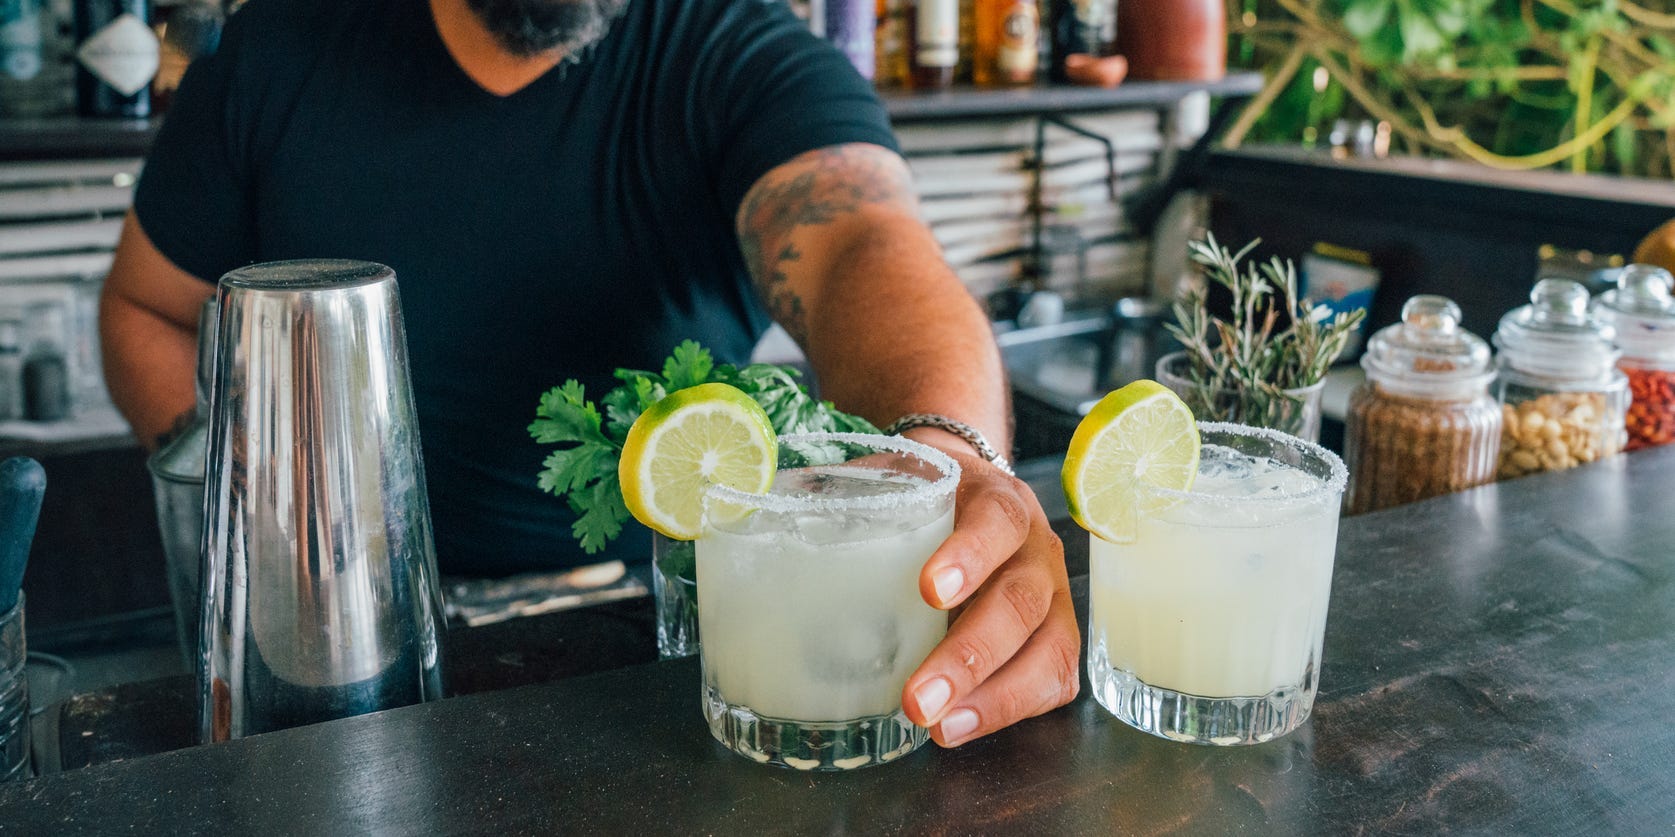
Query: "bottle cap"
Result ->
[[1493, 278, 1620, 383], [1594, 263, 1675, 366], [1361, 296, 1494, 399]]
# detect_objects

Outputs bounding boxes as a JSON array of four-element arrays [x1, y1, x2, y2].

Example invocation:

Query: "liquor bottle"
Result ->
[[0, 321, 22, 422], [908, 0, 958, 88], [0, 0, 49, 116], [20, 303, 69, 422], [973, 0, 1038, 86], [874, 0, 909, 86], [1049, 0, 1116, 83], [788, 0, 825, 35], [957, 0, 974, 82], [825, 0, 875, 80], [73, 0, 158, 118]]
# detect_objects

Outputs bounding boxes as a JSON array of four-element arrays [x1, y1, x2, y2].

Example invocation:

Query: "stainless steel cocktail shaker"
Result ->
[[199, 260, 444, 742]]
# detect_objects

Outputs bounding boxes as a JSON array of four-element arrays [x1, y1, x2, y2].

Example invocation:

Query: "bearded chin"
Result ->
[[464, 0, 630, 57]]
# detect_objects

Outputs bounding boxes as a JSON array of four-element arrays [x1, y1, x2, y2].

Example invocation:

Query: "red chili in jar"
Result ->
[[1623, 363, 1675, 450]]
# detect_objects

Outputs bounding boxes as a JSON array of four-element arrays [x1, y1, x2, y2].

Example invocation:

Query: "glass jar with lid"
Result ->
[[1345, 295, 1501, 515], [1592, 264, 1675, 451], [1492, 278, 1629, 480]]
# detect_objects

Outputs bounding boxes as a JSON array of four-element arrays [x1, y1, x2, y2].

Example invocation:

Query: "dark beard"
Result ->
[[463, 0, 629, 58]]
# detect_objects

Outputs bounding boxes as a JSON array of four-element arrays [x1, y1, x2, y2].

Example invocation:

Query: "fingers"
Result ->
[[902, 510, 1069, 728], [926, 590, 1082, 747], [918, 469, 1036, 610]]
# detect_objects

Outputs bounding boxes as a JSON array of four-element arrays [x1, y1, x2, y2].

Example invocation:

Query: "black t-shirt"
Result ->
[[135, 0, 898, 576]]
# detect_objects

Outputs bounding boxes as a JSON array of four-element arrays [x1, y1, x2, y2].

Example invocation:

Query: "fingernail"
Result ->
[[932, 566, 964, 605], [938, 708, 979, 744], [913, 676, 952, 720]]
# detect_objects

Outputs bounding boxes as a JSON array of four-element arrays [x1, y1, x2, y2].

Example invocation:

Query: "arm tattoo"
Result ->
[[736, 144, 916, 346]]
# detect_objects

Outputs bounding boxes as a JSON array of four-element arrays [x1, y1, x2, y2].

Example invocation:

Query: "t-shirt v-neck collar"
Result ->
[[417, 0, 578, 104]]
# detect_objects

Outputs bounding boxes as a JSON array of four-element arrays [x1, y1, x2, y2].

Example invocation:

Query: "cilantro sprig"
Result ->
[[529, 340, 880, 553]]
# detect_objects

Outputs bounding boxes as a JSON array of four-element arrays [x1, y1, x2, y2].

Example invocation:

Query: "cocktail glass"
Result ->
[[1088, 422, 1347, 745], [698, 432, 959, 770]]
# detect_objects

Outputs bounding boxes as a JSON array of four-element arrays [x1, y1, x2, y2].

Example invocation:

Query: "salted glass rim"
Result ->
[[702, 431, 961, 515], [1136, 421, 1348, 505]]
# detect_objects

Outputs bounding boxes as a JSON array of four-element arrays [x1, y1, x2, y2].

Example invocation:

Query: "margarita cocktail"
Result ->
[[1088, 422, 1346, 745], [697, 433, 958, 770]]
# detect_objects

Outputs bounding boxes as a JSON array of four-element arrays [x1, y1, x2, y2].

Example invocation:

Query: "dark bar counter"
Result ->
[[3, 447, 1674, 832]]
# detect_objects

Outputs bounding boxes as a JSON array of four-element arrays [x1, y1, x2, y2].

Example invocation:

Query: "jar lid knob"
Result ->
[[1400, 295, 1462, 339], [1528, 278, 1591, 327], [1613, 263, 1675, 314]]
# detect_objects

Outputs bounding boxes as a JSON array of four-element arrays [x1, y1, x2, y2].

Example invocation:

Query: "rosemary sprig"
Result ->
[[1164, 234, 1366, 433]]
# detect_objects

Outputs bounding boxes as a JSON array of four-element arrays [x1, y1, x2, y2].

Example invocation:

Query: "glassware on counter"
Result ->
[[0, 593, 27, 782], [1592, 264, 1675, 451], [698, 433, 958, 770], [1156, 350, 1326, 443], [1087, 423, 1347, 745], [1344, 296, 1501, 515], [199, 260, 445, 742], [1491, 279, 1629, 480], [651, 532, 698, 660], [147, 299, 216, 665]]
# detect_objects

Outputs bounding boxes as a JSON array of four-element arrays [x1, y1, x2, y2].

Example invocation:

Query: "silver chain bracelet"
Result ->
[[882, 413, 1014, 477]]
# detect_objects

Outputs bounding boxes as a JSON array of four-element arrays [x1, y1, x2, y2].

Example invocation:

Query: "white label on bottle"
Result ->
[[998, 6, 1038, 74], [76, 13, 158, 97], [915, 1, 958, 68]]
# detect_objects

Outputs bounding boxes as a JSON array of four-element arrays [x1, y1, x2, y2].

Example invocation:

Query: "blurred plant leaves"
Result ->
[[1235, 0, 1675, 177]]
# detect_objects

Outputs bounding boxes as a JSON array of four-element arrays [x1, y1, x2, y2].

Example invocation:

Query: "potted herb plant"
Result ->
[[1158, 235, 1366, 440]]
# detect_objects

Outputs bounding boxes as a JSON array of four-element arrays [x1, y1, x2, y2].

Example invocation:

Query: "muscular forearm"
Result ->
[[801, 216, 1007, 447]]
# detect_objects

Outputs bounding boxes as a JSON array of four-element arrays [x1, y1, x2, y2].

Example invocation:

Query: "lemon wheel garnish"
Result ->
[[1060, 379, 1200, 544], [619, 382, 777, 540]]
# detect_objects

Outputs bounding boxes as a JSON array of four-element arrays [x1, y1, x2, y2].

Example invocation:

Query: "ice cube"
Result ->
[[1197, 445, 1254, 482], [804, 617, 899, 684], [789, 512, 856, 546], [1247, 458, 1323, 496], [1193, 447, 1322, 498]]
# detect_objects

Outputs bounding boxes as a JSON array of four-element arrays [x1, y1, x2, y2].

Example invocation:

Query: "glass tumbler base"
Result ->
[[1089, 644, 1316, 746], [703, 683, 927, 770]]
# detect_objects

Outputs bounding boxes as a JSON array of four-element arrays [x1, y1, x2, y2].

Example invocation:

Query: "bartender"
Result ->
[[98, 0, 1078, 748]]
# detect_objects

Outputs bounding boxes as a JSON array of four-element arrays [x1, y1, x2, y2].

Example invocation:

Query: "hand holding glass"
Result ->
[[697, 433, 959, 770]]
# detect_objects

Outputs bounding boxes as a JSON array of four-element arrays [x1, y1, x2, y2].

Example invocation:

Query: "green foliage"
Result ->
[[1165, 235, 1366, 433], [1232, 0, 1675, 177], [528, 340, 880, 553]]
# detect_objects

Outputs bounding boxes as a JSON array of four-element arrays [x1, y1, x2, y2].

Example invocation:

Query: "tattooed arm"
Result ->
[[736, 143, 1081, 748], [736, 144, 1003, 429]]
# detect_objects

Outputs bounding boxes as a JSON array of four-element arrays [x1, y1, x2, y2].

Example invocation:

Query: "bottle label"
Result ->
[[0, 0, 42, 81], [998, 5, 1038, 74], [1071, 0, 1117, 49], [76, 12, 159, 97], [915, 1, 958, 68]]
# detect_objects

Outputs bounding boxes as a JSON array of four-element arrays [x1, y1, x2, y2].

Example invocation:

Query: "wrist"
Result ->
[[900, 426, 975, 459], [885, 413, 1013, 477]]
